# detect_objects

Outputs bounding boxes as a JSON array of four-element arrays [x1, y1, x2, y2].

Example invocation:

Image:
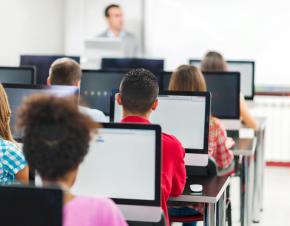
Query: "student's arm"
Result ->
[[16, 166, 29, 184], [170, 143, 186, 197], [240, 95, 259, 130], [214, 120, 234, 169]]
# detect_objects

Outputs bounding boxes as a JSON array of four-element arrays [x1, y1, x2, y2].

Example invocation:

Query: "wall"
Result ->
[[0, 0, 65, 66], [145, 0, 290, 86]]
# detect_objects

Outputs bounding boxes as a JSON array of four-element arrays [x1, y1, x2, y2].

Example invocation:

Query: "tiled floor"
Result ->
[[173, 167, 290, 226]]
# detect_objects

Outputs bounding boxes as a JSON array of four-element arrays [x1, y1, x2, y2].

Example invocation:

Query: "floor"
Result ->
[[173, 166, 290, 226]]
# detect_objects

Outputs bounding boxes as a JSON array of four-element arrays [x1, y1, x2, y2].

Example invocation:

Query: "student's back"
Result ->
[[17, 94, 127, 226], [47, 57, 108, 122], [117, 69, 186, 224]]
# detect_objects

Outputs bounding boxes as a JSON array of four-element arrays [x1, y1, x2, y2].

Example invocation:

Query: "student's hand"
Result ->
[[226, 137, 235, 149]]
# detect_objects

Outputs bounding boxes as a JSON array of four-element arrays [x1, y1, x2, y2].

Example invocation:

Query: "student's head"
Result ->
[[104, 4, 124, 32], [48, 58, 82, 87], [201, 51, 228, 71], [169, 65, 207, 92], [17, 94, 97, 187], [118, 68, 159, 118], [0, 84, 14, 142]]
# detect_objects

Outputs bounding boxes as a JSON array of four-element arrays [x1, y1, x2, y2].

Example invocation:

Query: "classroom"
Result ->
[[0, 0, 289, 226]]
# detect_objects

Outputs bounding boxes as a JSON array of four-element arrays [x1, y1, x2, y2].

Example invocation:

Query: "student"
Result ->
[[0, 84, 28, 184], [17, 94, 128, 226], [116, 68, 186, 224], [201, 51, 259, 130], [168, 65, 235, 226], [47, 57, 108, 122]]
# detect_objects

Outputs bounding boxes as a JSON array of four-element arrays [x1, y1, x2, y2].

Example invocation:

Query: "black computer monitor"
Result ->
[[101, 58, 164, 77], [0, 185, 63, 226], [189, 59, 255, 100], [110, 91, 210, 166], [3, 84, 79, 140], [160, 71, 240, 119], [0, 66, 36, 84], [72, 123, 162, 222], [80, 70, 125, 115], [20, 55, 80, 85]]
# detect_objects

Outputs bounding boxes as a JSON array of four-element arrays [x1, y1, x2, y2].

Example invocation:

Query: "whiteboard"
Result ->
[[145, 0, 290, 86]]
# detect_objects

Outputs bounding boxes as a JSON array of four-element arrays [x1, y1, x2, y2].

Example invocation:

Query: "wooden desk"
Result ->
[[169, 176, 230, 226]]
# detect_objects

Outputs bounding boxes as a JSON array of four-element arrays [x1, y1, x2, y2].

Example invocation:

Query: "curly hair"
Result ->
[[17, 94, 98, 181]]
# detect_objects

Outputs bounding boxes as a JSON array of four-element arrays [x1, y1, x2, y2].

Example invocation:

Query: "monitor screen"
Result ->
[[72, 123, 161, 206], [101, 58, 164, 77], [20, 55, 80, 85], [111, 92, 210, 153], [0, 186, 62, 226], [160, 71, 240, 119], [204, 72, 240, 119], [0, 67, 35, 84], [80, 70, 125, 115], [189, 59, 255, 99], [3, 84, 79, 140]]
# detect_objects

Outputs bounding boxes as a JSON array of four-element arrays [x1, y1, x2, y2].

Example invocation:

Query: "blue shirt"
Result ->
[[0, 138, 27, 184]]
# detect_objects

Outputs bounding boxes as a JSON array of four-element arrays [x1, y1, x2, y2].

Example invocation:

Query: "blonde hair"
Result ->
[[201, 51, 228, 72], [168, 65, 207, 92], [0, 84, 14, 141]]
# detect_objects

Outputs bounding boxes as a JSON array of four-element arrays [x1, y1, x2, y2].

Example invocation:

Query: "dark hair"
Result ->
[[120, 68, 159, 114], [201, 51, 228, 71], [49, 58, 82, 86], [105, 4, 120, 17], [169, 65, 207, 92], [17, 94, 98, 181]]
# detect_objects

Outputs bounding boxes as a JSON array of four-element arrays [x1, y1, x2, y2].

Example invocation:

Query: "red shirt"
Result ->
[[121, 116, 186, 224]]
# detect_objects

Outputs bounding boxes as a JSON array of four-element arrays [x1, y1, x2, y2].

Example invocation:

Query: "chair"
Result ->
[[169, 157, 233, 226]]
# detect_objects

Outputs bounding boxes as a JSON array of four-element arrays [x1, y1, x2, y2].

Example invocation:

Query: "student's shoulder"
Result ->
[[78, 106, 107, 122], [0, 138, 20, 153], [162, 132, 183, 149]]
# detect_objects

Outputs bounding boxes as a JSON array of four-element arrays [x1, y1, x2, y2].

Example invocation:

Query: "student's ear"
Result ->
[[47, 77, 51, 85], [117, 93, 123, 106], [151, 99, 158, 111]]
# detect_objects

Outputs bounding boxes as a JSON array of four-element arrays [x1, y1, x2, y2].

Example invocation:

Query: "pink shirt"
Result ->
[[63, 196, 128, 226]]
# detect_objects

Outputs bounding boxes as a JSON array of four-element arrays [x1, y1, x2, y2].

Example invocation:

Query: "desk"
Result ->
[[229, 117, 267, 224], [169, 176, 230, 226], [231, 137, 257, 226]]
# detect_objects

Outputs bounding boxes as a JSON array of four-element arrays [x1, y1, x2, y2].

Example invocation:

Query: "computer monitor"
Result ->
[[189, 59, 255, 99], [80, 70, 125, 115], [3, 84, 79, 140], [110, 91, 210, 167], [0, 185, 62, 226], [72, 123, 162, 222], [160, 71, 240, 120], [0, 66, 36, 84], [101, 58, 164, 77], [20, 55, 80, 85]]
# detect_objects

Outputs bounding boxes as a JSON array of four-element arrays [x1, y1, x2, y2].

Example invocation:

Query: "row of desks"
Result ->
[[168, 117, 266, 226]]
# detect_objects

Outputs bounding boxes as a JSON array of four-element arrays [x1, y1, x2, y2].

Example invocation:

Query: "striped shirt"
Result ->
[[0, 138, 27, 184]]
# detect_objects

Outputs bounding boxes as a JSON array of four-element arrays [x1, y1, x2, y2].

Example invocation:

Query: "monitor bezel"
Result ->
[[110, 90, 210, 154], [0, 66, 36, 85], [92, 122, 162, 207], [0, 185, 63, 226], [189, 59, 255, 100]]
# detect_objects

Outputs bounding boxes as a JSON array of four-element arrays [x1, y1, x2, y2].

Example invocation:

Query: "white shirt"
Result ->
[[79, 106, 108, 123]]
